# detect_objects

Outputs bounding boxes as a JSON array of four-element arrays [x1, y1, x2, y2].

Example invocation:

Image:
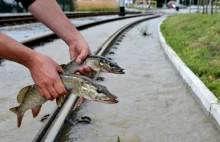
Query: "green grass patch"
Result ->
[[161, 13, 220, 99]]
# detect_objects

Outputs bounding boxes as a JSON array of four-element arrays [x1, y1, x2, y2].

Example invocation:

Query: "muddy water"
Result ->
[[0, 16, 152, 142], [56, 18, 220, 142]]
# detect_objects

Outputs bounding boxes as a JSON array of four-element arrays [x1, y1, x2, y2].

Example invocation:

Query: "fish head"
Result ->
[[95, 85, 118, 104], [98, 56, 125, 74], [78, 77, 118, 104]]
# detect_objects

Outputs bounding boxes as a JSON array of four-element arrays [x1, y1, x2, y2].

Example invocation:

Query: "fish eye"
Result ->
[[99, 62, 104, 66], [97, 89, 102, 93], [109, 63, 114, 67]]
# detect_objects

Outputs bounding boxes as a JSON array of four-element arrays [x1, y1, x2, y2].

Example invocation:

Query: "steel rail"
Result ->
[[33, 14, 160, 142], [0, 11, 141, 26]]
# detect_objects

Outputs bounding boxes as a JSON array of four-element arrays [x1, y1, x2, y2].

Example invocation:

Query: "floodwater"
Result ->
[[56, 18, 220, 142], [0, 16, 152, 142], [0, 15, 120, 42]]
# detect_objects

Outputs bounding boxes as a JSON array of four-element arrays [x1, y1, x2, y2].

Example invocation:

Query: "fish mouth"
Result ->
[[112, 69, 125, 74], [103, 99, 119, 104], [119, 69, 125, 74]]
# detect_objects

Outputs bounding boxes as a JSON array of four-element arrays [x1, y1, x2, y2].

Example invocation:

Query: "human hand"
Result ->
[[28, 53, 69, 100], [68, 38, 93, 77]]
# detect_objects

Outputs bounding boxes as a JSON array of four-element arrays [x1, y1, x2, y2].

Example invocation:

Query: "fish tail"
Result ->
[[9, 106, 24, 128]]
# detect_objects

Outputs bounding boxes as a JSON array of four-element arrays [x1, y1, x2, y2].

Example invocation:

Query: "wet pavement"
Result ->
[[0, 16, 154, 142], [56, 18, 220, 142]]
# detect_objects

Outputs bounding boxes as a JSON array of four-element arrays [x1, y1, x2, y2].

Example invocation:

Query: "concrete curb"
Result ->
[[157, 17, 220, 127]]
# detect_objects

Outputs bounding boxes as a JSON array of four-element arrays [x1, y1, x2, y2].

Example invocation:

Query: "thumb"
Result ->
[[76, 49, 89, 64]]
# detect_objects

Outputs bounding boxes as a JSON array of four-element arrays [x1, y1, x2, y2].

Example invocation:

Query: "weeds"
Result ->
[[139, 25, 151, 36], [117, 136, 120, 142], [161, 13, 220, 99]]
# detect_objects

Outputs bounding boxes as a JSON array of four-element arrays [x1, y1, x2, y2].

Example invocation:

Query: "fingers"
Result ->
[[45, 73, 68, 99], [69, 39, 91, 63], [76, 48, 90, 64], [70, 51, 79, 61], [41, 87, 54, 101], [37, 86, 54, 101], [53, 75, 69, 96], [47, 84, 59, 98], [35, 69, 68, 100], [76, 66, 92, 77], [78, 68, 86, 74], [84, 66, 93, 72], [69, 43, 79, 60]]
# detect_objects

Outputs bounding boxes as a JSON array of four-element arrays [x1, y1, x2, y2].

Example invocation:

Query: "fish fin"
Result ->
[[56, 97, 65, 107], [88, 71, 97, 79], [17, 114, 24, 128], [17, 85, 32, 103], [9, 106, 24, 128], [93, 71, 100, 81], [73, 97, 85, 110], [9, 106, 18, 114], [60, 64, 65, 69], [31, 106, 42, 118]]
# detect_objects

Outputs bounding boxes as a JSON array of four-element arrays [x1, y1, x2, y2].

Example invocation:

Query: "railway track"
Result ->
[[0, 11, 141, 27], [32, 14, 160, 142]]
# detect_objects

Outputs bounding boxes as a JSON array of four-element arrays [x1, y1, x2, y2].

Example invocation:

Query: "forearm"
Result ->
[[28, 0, 83, 46], [0, 33, 37, 68]]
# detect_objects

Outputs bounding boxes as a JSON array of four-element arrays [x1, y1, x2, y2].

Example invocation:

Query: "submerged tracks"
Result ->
[[32, 14, 160, 142]]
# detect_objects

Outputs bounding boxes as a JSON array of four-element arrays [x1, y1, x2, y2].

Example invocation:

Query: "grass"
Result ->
[[74, 1, 119, 12], [161, 14, 220, 99]]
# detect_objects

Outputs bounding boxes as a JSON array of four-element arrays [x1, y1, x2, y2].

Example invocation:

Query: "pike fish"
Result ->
[[61, 55, 125, 75], [10, 74, 118, 128], [62, 55, 125, 109]]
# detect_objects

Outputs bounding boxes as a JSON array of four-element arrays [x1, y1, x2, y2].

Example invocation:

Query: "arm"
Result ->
[[0, 33, 68, 100], [28, 0, 91, 65]]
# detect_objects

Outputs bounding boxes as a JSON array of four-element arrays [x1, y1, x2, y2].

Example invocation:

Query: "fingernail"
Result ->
[[76, 58, 82, 64], [76, 72, 80, 75]]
